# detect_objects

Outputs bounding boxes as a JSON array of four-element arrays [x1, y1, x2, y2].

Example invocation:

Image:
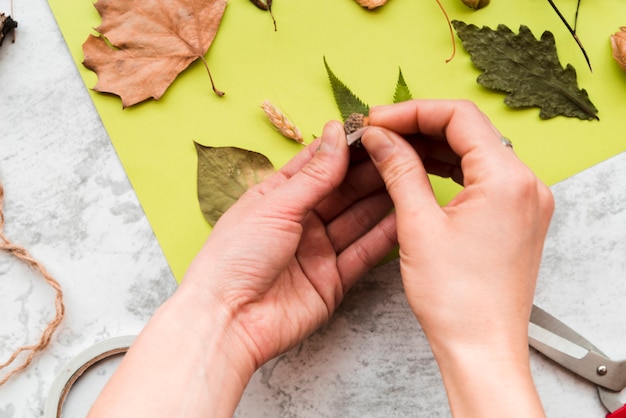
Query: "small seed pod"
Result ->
[[461, 0, 490, 10], [344, 113, 370, 147], [610, 27, 626, 72], [354, 0, 388, 10], [0, 13, 18, 46]]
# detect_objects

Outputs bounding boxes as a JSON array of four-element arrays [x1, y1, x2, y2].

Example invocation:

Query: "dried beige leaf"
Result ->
[[610, 27, 626, 72], [83, 0, 227, 108], [354, 0, 388, 10]]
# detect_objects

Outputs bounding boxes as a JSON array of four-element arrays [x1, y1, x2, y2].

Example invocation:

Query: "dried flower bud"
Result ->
[[461, 0, 490, 10], [0, 13, 18, 46], [611, 27, 626, 72], [344, 113, 370, 147], [344, 113, 369, 135], [354, 0, 388, 10]]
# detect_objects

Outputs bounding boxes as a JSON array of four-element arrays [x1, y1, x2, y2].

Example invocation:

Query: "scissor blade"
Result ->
[[529, 305, 626, 392], [529, 322, 587, 359]]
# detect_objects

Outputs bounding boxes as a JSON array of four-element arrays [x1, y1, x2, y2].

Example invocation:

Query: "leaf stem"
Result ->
[[199, 56, 225, 97], [10, 0, 15, 43], [546, 0, 591, 72], [267, 0, 277, 32], [434, 0, 455, 63], [573, 0, 581, 32]]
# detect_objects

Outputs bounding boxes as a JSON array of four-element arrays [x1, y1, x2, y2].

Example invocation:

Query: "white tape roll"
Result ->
[[44, 335, 136, 418]]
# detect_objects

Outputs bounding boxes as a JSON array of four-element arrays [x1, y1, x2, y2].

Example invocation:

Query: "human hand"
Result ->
[[88, 121, 397, 418], [361, 100, 553, 416], [181, 121, 397, 370]]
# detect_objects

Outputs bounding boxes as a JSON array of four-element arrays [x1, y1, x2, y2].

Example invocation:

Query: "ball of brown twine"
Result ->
[[0, 180, 65, 387]]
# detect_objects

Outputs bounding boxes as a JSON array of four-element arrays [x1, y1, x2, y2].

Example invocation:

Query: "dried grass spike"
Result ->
[[261, 100, 305, 145]]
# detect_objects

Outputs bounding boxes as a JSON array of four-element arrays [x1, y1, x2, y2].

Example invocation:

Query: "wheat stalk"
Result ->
[[261, 100, 305, 145]]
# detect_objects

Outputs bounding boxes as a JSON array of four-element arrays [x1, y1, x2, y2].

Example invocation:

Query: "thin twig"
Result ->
[[11, 0, 14, 42], [573, 0, 581, 32], [546, 0, 591, 72], [267, 0, 277, 32], [434, 0, 455, 63]]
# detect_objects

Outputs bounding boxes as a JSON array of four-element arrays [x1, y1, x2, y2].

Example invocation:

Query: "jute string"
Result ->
[[0, 180, 65, 387]]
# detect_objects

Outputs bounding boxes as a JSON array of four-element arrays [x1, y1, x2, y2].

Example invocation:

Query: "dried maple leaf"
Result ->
[[83, 0, 227, 108], [452, 21, 598, 121]]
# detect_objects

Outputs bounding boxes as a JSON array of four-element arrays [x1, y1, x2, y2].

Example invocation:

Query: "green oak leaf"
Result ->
[[324, 57, 370, 120], [452, 20, 598, 121], [393, 68, 413, 103], [195, 142, 275, 226]]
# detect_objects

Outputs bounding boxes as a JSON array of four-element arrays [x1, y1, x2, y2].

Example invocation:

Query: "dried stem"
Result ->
[[199, 56, 225, 96], [573, 0, 581, 32], [268, 0, 277, 32], [250, 0, 277, 31], [11, 0, 14, 42], [546, 0, 591, 72], [434, 0, 455, 63]]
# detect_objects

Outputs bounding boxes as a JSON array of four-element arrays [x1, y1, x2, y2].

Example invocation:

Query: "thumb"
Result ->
[[361, 127, 439, 217], [266, 121, 350, 221]]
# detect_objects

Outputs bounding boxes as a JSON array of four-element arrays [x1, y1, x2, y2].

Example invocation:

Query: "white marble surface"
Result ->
[[1, 0, 626, 417]]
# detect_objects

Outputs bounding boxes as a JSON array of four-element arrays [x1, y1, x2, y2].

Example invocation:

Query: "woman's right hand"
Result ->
[[361, 100, 553, 417]]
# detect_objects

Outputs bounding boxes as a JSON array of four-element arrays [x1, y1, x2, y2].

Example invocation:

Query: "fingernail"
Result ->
[[318, 123, 341, 153], [363, 127, 395, 163]]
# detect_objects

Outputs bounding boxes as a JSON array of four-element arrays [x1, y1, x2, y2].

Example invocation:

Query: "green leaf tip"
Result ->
[[393, 68, 413, 103], [452, 20, 599, 121], [323, 57, 370, 121]]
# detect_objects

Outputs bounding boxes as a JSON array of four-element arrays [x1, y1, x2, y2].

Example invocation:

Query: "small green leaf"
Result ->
[[323, 57, 370, 120], [195, 143, 275, 226], [393, 68, 413, 103], [452, 20, 598, 121]]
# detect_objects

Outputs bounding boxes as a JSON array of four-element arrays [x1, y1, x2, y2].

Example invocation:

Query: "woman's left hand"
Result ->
[[182, 120, 398, 369]]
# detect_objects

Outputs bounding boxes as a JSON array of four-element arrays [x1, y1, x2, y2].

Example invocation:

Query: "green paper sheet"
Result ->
[[48, 0, 626, 282]]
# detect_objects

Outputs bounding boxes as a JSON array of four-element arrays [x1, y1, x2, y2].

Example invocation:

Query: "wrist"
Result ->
[[90, 281, 257, 417], [169, 279, 258, 385], [431, 342, 545, 418]]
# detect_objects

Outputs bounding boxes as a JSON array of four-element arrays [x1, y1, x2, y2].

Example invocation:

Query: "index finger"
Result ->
[[368, 99, 504, 158]]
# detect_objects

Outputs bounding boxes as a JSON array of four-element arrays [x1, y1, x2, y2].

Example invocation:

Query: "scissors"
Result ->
[[529, 305, 626, 417]]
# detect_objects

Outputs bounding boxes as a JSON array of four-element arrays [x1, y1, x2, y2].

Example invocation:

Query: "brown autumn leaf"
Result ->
[[82, 0, 227, 108]]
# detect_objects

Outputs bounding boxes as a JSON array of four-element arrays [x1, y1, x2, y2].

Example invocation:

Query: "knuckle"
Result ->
[[454, 99, 481, 117], [538, 182, 555, 216], [500, 167, 554, 218], [381, 157, 420, 191], [299, 157, 333, 187]]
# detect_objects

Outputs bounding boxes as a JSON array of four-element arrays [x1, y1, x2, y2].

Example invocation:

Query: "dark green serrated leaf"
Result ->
[[452, 20, 598, 121], [195, 142, 275, 226], [323, 57, 370, 120], [393, 68, 413, 103]]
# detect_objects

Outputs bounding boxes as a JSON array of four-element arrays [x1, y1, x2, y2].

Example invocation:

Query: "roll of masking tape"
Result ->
[[44, 335, 136, 418]]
